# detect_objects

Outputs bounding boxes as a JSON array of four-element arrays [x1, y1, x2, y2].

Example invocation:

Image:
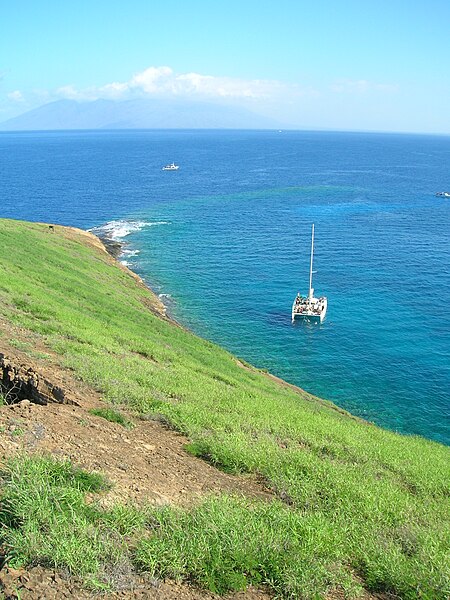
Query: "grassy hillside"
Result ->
[[0, 219, 448, 599]]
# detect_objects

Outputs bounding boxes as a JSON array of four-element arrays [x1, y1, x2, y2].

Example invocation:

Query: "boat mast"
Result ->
[[308, 224, 314, 300]]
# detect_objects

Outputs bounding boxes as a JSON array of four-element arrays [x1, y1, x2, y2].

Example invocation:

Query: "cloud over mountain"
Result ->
[[54, 66, 290, 102]]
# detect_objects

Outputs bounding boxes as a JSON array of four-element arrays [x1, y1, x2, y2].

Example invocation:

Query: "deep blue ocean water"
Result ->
[[1, 129, 449, 444]]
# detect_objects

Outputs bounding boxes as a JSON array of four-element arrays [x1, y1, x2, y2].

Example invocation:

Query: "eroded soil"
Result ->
[[0, 321, 272, 600]]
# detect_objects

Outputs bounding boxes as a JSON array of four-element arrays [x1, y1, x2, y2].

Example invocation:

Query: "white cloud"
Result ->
[[55, 85, 85, 100], [7, 90, 24, 102], [55, 66, 294, 102], [129, 66, 174, 94], [99, 81, 130, 97]]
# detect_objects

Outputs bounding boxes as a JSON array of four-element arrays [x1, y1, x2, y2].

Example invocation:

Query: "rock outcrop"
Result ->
[[0, 353, 68, 405]]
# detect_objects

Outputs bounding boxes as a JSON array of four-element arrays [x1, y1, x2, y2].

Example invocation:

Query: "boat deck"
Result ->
[[292, 295, 327, 321]]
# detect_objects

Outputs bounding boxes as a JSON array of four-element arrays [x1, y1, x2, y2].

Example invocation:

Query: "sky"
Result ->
[[1, 0, 449, 133]]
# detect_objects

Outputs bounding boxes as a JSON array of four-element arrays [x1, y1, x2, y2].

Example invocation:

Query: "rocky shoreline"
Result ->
[[93, 230, 176, 320], [94, 232, 125, 260]]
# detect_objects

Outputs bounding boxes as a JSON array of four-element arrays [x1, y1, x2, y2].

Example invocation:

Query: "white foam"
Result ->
[[89, 220, 170, 241]]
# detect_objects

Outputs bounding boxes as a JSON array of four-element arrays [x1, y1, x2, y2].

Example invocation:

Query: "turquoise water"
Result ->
[[1, 130, 449, 443]]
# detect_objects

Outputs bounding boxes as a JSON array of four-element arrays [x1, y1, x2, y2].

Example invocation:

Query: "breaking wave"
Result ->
[[122, 249, 140, 257], [89, 220, 170, 241]]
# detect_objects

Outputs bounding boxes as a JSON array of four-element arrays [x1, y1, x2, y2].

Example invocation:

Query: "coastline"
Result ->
[[89, 227, 168, 319], [91, 228, 382, 425], [91, 226, 449, 435], [95, 233, 123, 259], [89, 214, 450, 445], [2, 129, 449, 446], [92, 225, 179, 321]]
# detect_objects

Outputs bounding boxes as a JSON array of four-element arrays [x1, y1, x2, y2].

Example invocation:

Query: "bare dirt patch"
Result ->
[[0, 366, 271, 508], [0, 329, 272, 599], [0, 565, 271, 600]]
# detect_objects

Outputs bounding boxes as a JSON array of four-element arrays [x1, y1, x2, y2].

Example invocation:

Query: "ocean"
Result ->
[[1, 129, 449, 444]]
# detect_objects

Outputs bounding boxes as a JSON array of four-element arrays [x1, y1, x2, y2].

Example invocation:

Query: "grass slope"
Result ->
[[0, 455, 146, 590], [0, 219, 448, 599]]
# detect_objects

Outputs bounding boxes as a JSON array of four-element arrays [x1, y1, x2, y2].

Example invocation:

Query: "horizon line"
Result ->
[[0, 127, 449, 137]]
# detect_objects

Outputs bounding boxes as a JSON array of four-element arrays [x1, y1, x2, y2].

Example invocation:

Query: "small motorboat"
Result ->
[[162, 163, 179, 171], [435, 191, 450, 198]]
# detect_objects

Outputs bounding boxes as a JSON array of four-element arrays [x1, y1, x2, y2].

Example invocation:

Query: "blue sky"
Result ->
[[1, 0, 449, 132]]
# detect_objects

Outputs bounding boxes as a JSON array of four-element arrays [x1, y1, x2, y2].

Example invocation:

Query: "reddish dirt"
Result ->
[[0, 390, 270, 509], [0, 566, 270, 600], [0, 323, 272, 600]]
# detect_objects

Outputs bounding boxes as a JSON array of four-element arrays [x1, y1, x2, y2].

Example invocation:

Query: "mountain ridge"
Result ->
[[0, 98, 283, 131]]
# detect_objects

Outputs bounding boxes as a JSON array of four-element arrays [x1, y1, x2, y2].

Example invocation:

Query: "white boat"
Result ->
[[436, 191, 450, 198], [162, 162, 179, 171], [292, 224, 327, 323]]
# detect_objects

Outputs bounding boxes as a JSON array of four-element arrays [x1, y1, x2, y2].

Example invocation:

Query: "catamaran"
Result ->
[[292, 224, 327, 323]]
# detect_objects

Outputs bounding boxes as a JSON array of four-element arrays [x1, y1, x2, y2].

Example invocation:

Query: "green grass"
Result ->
[[89, 407, 134, 429], [0, 455, 144, 590], [0, 218, 449, 598], [8, 338, 33, 352], [137, 495, 364, 598], [10, 427, 25, 437]]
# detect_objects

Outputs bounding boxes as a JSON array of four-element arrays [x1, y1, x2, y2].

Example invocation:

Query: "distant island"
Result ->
[[0, 98, 283, 131]]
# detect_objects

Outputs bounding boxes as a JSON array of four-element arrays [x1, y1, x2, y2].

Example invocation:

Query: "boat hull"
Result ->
[[292, 311, 326, 323], [292, 312, 323, 322]]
